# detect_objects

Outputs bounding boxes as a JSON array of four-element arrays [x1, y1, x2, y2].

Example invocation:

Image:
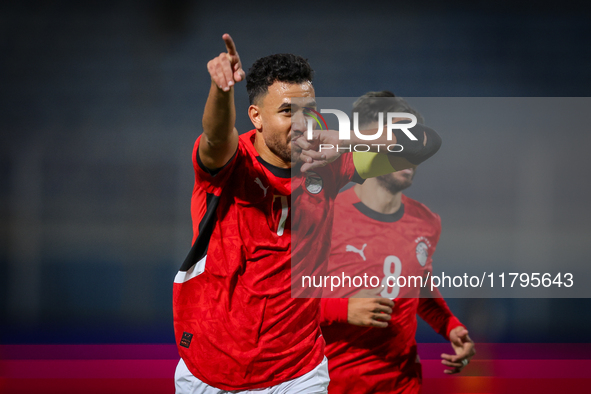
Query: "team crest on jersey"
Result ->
[[304, 172, 323, 194], [414, 236, 432, 266]]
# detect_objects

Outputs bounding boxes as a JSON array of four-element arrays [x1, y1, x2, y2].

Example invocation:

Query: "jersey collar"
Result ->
[[352, 201, 405, 223]]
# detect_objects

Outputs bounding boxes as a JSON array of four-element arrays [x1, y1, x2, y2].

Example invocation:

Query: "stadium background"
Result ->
[[1, 0, 590, 393]]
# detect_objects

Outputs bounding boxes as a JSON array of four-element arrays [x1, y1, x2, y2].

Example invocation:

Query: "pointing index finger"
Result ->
[[223, 33, 238, 56]]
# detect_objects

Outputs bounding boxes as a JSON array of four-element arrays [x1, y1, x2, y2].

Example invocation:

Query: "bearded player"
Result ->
[[320, 93, 475, 393], [173, 35, 442, 394]]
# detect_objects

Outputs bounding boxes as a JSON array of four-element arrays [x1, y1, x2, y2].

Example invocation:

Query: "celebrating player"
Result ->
[[173, 35, 442, 394], [320, 92, 475, 393]]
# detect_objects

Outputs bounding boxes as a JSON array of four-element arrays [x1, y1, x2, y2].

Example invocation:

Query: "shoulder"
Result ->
[[332, 152, 354, 171], [223, 129, 259, 168], [238, 129, 257, 143], [192, 130, 258, 189], [329, 152, 359, 188], [238, 129, 258, 155], [402, 195, 441, 229], [335, 186, 358, 206]]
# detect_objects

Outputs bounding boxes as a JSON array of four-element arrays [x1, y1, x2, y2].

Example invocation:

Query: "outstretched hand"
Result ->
[[441, 326, 476, 374], [207, 34, 246, 92]]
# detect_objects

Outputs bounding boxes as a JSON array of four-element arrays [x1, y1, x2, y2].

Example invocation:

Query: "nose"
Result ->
[[292, 109, 307, 134]]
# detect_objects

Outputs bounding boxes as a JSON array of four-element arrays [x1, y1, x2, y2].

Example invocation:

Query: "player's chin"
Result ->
[[399, 178, 413, 188]]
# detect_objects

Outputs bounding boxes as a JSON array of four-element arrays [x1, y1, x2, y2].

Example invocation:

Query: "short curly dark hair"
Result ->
[[353, 90, 425, 127], [246, 54, 314, 105]]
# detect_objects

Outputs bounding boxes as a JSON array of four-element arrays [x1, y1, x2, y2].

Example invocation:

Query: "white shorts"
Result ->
[[174, 357, 329, 394]]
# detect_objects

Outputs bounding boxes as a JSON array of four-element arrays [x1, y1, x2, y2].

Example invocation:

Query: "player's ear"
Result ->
[[248, 105, 263, 130]]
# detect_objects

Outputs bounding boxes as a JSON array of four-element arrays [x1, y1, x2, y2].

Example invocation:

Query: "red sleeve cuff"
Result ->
[[445, 317, 465, 341], [320, 298, 349, 326]]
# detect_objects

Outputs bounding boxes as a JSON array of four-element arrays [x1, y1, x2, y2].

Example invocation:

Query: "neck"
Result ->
[[354, 178, 402, 214], [254, 131, 291, 169]]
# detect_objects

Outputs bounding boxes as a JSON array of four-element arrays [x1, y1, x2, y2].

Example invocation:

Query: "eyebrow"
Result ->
[[301, 100, 317, 109], [277, 100, 317, 111]]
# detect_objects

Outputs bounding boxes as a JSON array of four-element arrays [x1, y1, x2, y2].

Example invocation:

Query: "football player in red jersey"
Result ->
[[320, 92, 475, 394], [173, 35, 442, 394]]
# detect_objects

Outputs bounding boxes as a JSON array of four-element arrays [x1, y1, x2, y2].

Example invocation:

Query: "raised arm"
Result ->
[[199, 34, 246, 170]]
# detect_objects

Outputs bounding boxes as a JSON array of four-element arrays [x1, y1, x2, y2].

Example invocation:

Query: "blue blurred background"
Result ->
[[1, 0, 591, 345]]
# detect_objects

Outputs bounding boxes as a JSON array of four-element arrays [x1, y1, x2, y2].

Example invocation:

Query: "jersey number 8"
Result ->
[[380, 255, 402, 299]]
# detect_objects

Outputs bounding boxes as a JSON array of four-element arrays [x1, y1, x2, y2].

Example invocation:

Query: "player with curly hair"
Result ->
[[173, 36, 442, 394]]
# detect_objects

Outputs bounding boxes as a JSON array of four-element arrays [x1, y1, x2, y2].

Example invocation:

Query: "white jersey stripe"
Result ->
[[174, 255, 207, 284]]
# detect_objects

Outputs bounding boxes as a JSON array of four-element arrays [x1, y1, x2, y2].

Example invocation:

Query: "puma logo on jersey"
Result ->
[[254, 177, 269, 197], [346, 243, 367, 261]]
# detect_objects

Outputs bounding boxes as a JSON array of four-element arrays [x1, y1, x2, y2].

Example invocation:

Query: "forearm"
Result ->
[[418, 290, 464, 341], [200, 81, 239, 169], [317, 122, 441, 179], [347, 122, 441, 165], [202, 81, 238, 145]]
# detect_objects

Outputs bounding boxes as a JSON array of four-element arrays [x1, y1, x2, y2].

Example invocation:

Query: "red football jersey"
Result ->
[[173, 130, 356, 390], [320, 187, 463, 394]]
